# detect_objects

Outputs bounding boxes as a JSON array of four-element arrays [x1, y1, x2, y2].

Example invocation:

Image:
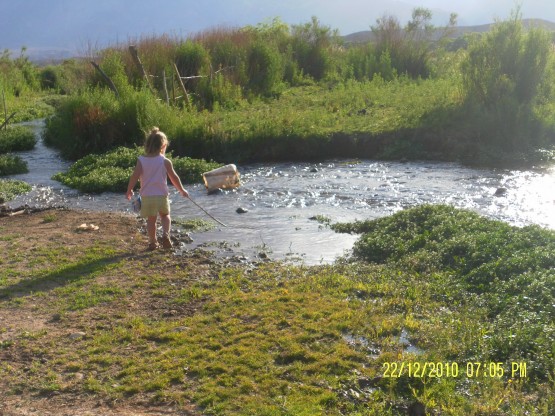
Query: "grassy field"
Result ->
[[1, 205, 553, 415]]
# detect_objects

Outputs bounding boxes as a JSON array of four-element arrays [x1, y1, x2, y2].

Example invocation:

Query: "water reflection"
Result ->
[[6, 120, 555, 264]]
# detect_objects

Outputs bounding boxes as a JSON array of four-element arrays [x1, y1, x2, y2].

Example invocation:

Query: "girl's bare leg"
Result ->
[[160, 213, 172, 248], [160, 213, 171, 238], [147, 216, 158, 245]]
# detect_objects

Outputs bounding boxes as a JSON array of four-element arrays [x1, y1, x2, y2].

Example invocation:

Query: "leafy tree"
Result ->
[[372, 8, 457, 78], [246, 41, 282, 95], [291, 16, 340, 80], [40, 66, 59, 90], [462, 12, 551, 108], [460, 11, 553, 150], [0, 48, 38, 96], [175, 40, 210, 95]]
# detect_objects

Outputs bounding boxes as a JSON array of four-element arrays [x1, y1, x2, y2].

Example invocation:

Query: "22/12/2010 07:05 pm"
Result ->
[[382, 361, 528, 379]]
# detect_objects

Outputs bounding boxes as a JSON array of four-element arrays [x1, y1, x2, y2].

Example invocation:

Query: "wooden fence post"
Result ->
[[172, 63, 191, 109], [90, 61, 119, 98], [171, 73, 175, 105], [129, 45, 155, 93], [162, 70, 170, 105], [2, 89, 7, 130]]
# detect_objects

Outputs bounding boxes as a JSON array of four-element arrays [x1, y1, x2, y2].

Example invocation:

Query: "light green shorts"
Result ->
[[140, 195, 170, 218]]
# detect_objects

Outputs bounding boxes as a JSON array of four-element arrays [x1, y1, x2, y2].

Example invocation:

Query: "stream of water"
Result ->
[[6, 120, 555, 264]]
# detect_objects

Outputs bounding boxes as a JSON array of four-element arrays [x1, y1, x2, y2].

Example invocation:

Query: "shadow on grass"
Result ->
[[0, 251, 151, 301]]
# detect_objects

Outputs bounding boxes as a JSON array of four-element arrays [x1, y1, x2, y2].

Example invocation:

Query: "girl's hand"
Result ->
[[126, 190, 134, 201], [181, 189, 189, 198]]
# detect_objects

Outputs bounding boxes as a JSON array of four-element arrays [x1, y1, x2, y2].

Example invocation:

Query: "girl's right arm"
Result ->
[[164, 159, 189, 198], [126, 160, 142, 200]]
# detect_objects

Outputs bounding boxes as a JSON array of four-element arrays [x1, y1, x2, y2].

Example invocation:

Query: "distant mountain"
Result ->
[[342, 18, 555, 44]]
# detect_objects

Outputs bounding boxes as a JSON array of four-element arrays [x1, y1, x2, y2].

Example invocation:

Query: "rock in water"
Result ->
[[494, 187, 507, 196]]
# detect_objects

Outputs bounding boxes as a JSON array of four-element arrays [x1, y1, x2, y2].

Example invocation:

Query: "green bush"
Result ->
[[52, 146, 220, 193], [371, 8, 457, 78], [333, 204, 555, 287], [0, 178, 31, 202], [462, 14, 551, 108], [43, 88, 150, 159], [0, 48, 38, 96], [52, 147, 140, 193], [175, 40, 210, 89], [171, 156, 220, 183], [0, 154, 28, 176], [246, 41, 283, 95], [460, 12, 553, 151], [0, 126, 36, 153], [290, 17, 338, 81], [39, 66, 60, 90]]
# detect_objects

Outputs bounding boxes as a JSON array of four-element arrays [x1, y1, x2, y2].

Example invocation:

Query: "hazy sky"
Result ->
[[2, 0, 554, 52]]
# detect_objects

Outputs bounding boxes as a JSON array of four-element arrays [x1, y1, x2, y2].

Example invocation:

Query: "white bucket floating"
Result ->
[[202, 164, 240, 192]]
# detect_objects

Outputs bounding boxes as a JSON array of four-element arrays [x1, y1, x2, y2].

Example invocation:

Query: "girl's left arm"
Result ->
[[126, 160, 142, 200]]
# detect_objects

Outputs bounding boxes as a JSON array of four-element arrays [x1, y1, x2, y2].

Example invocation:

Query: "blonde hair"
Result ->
[[144, 127, 168, 155]]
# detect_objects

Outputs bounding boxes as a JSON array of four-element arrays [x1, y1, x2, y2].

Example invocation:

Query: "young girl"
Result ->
[[126, 127, 189, 250]]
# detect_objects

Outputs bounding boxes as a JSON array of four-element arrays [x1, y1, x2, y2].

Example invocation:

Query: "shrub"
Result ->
[[246, 41, 283, 95], [40, 66, 60, 90], [0, 126, 36, 153], [460, 11, 553, 150], [0, 48, 38, 96], [43, 88, 150, 159], [0, 155, 28, 176], [345, 45, 397, 81], [462, 13, 551, 108], [0, 178, 31, 202], [371, 8, 457, 78], [175, 40, 211, 95], [290, 17, 338, 81]]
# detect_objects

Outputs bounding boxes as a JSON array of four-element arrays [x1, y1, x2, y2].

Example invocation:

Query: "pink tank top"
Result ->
[[139, 155, 169, 196]]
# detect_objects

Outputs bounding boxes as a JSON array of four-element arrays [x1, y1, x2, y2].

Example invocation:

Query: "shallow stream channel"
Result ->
[[7, 120, 555, 264]]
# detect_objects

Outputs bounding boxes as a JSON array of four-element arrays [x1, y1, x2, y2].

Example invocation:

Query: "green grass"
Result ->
[[1, 206, 554, 415], [43, 74, 555, 166], [43, 77, 467, 164], [1, 92, 59, 124], [157, 76, 464, 163], [0, 178, 31, 201]]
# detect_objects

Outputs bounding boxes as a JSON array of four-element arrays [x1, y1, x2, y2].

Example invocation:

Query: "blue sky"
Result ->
[[2, 0, 554, 53]]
